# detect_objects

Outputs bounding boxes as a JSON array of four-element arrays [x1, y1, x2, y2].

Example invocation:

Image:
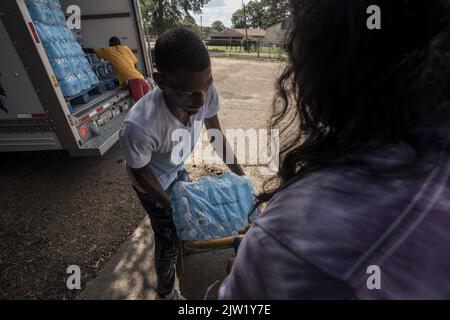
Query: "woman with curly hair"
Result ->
[[220, 0, 450, 299]]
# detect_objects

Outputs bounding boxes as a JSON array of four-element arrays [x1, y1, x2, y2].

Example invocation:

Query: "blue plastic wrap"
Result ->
[[50, 58, 71, 80], [27, 0, 99, 99], [76, 72, 91, 91], [60, 75, 81, 97], [171, 173, 257, 241], [86, 70, 99, 86]]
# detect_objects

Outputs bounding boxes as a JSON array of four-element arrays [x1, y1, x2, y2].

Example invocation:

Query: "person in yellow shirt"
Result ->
[[94, 37, 151, 102]]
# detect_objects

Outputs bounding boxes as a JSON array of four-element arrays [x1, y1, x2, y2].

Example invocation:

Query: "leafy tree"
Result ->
[[231, 0, 289, 29], [231, 1, 266, 29], [182, 15, 197, 27], [262, 0, 289, 27], [139, 0, 209, 36], [211, 20, 225, 32]]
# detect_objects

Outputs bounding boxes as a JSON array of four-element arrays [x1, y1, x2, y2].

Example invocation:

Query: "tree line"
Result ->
[[139, 0, 289, 38]]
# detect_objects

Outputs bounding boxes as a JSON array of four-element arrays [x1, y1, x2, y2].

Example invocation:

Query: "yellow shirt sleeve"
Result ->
[[127, 47, 138, 65], [94, 48, 111, 61]]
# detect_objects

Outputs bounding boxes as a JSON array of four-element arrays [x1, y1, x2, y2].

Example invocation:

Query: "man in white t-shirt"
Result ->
[[119, 28, 245, 300]]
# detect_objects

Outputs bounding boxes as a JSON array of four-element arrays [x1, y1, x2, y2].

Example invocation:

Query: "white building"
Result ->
[[265, 21, 290, 46]]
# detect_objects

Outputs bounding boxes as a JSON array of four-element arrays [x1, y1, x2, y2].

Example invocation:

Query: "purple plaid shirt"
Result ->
[[220, 118, 450, 299]]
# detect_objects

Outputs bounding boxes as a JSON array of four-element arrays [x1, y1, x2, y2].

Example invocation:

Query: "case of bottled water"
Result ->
[[26, 0, 99, 98], [171, 173, 258, 241]]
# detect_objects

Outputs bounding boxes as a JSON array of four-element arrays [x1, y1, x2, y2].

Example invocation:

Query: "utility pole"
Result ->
[[242, 0, 249, 52], [200, 16, 203, 40]]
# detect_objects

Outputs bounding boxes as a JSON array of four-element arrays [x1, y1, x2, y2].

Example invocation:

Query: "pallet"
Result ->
[[65, 83, 106, 112], [100, 78, 116, 91], [65, 79, 119, 113]]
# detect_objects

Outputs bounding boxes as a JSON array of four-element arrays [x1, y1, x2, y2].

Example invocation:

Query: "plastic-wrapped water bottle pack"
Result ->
[[26, 0, 99, 98], [171, 173, 259, 241]]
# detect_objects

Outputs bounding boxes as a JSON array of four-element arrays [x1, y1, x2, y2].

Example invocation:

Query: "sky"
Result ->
[[193, 0, 251, 28]]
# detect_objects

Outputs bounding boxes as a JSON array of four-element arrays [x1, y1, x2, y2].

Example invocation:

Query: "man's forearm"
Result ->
[[205, 116, 245, 176], [227, 163, 245, 176], [131, 167, 171, 209], [221, 137, 245, 176]]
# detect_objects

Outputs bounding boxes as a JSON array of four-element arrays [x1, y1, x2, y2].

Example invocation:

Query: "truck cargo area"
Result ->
[[0, 0, 152, 156]]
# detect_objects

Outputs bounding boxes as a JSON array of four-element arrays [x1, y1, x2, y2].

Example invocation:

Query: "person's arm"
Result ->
[[94, 47, 109, 60], [127, 46, 139, 69], [130, 166, 171, 209], [119, 123, 171, 208], [205, 115, 245, 176]]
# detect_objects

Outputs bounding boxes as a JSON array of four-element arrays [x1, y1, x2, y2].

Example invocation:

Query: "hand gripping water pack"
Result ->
[[170, 173, 257, 241]]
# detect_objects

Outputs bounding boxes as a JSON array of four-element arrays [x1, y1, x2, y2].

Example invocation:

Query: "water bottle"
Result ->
[[58, 78, 69, 97], [79, 57, 90, 72], [106, 62, 114, 74], [76, 57, 85, 73], [53, 40, 66, 58], [50, 58, 66, 79], [25, 0, 44, 6], [60, 75, 80, 97], [86, 70, 99, 86], [34, 22, 47, 42], [49, 26, 60, 41], [27, 3, 48, 24], [102, 61, 110, 75], [44, 24, 57, 42], [42, 5, 55, 25], [76, 73, 91, 91], [70, 75, 82, 95], [68, 57, 81, 73], [63, 27, 73, 41], [74, 42, 84, 56], [64, 41, 73, 58], [73, 57, 83, 73], [47, 0, 62, 9], [64, 40, 73, 57], [69, 42, 79, 57], [62, 58, 72, 75], [36, 22, 49, 42], [96, 63, 106, 78], [42, 40, 60, 59], [52, 8, 66, 26], [66, 57, 75, 73]]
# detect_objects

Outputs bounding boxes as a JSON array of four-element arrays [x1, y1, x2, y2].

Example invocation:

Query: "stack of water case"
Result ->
[[25, 0, 99, 98]]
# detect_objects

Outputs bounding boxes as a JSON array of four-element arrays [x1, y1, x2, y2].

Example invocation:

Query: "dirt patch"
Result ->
[[0, 149, 268, 300]]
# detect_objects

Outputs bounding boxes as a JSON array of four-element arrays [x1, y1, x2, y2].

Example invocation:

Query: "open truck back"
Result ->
[[0, 0, 152, 156]]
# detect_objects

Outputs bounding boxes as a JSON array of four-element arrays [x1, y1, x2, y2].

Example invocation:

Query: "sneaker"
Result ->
[[156, 287, 186, 300]]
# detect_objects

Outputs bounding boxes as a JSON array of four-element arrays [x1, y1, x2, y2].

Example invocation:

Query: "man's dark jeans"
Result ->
[[134, 169, 190, 296]]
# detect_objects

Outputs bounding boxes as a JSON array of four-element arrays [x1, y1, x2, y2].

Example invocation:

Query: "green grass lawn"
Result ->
[[206, 45, 284, 55]]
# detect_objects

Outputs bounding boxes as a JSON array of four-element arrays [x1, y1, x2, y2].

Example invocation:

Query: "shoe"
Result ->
[[156, 287, 186, 300]]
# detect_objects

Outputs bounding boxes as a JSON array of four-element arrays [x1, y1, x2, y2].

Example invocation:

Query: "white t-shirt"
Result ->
[[119, 84, 220, 192]]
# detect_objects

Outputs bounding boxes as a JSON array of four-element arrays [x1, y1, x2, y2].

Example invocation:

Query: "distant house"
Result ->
[[208, 27, 266, 46], [232, 28, 266, 39], [265, 21, 290, 46]]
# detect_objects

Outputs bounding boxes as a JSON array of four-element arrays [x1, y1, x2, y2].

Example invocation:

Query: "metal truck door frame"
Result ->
[[132, 0, 154, 77], [0, 0, 81, 151]]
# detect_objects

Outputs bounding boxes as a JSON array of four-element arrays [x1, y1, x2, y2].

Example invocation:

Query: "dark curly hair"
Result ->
[[109, 36, 121, 46], [154, 28, 210, 75], [260, 0, 450, 203]]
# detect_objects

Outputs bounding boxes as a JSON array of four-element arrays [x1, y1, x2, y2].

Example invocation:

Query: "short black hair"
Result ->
[[109, 37, 121, 46], [155, 28, 210, 75]]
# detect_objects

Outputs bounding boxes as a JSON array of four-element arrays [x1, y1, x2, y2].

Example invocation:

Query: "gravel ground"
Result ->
[[0, 58, 283, 299]]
